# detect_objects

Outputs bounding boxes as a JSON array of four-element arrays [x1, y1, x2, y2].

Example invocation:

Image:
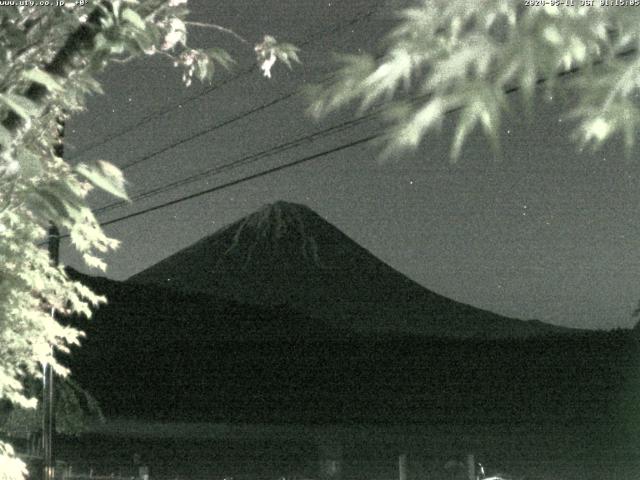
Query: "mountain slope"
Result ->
[[61, 271, 637, 424], [130, 201, 572, 338], [63, 270, 351, 420]]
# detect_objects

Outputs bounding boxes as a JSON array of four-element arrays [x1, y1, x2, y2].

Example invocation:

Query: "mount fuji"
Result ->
[[64, 202, 632, 424], [130, 201, 571, 339]]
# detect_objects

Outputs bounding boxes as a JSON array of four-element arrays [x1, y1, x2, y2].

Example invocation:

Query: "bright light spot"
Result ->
[[584, 117, 611, 142], [260, 52, 277, 78], [163, 18, 187, 50], [543, 25, 563, 45]]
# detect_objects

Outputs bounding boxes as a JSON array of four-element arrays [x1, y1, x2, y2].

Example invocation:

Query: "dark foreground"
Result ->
[[49, 328, 640, 479], [17, 419, 640, 480]]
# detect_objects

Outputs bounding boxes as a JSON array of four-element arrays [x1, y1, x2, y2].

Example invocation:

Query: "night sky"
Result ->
[[62, 0, 640, 331]]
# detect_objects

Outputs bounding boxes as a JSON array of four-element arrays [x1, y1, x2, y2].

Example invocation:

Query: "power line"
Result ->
[[89, 47, 391, 210], [44, 130, 381, 247], [94, 104, 382, 214], [119, 89, 299, 171], [67, 6, 382, 163], [117, 45, 387, 173], [58, 41, 640, 240], [90, 80, 474, 215], [97, 132, 381, 230]]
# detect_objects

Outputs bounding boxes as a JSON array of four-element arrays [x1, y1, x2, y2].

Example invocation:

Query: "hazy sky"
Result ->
[[63, 0, 640, 330]]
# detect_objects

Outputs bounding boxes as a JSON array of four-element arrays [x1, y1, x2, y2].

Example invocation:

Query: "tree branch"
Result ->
[[184, 21, 249, 45], [1, 3, 111, 137]]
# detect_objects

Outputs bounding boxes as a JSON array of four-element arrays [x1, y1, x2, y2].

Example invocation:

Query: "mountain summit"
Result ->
[[130, 201, 569, 338]]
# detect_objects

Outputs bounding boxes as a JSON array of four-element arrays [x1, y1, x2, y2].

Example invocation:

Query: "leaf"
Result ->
[[130, 27, 156, 54], [0, 124, 12, 147], [206, 48, 234, 70], [274, 42, 300, 68], [33, 189, 70, 220], [22, 68, 64, 93], [307, 54, 376, 118], [0, 93, 41, 120], [581, 117, 611, 144], [75, 160, 129, 200], [77, 76, 104, 95], [41, 182, 84, 218], [94, 32, 108, 51], [195, 55, 211, 82], [121, 8, 146, 30], [452, 108, 476, 161], [83, 253, 107, 271], [362, 48, 413, 108], [16, 149, 42, 177], [393, 97, 446, 150]]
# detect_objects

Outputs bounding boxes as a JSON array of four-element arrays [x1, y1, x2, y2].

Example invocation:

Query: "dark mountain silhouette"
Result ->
[[66, 268, 345, 343], [130, 201, 574, 339], [61, 271, 639, 425], [60, 277, 639, 428], [61, 203, 635, 427], [63, 269, 354, 421]]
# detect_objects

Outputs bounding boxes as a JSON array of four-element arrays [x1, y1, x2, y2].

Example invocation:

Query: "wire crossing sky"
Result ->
[[68, 6, 381, 165], [64, 0, 640, 331]]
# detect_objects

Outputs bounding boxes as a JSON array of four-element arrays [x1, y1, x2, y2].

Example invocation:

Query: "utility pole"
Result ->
[[43, 118, 64, 480], [44, 223, 58, 480]]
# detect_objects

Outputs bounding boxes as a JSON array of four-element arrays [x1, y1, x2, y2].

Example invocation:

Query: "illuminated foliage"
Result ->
[[0, 2, 296, 477], [311, 2, 640, 160]]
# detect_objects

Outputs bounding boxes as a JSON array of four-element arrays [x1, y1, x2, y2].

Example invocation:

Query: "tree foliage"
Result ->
[[0, 2, 296, 478], [310, 2, 640, 160], [0, 376, 104, 441]]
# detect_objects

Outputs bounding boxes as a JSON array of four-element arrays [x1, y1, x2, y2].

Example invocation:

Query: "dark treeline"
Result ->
[[62, 271, 640, 438]]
